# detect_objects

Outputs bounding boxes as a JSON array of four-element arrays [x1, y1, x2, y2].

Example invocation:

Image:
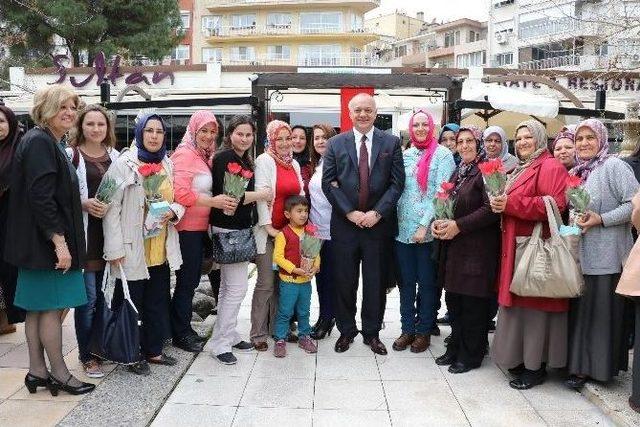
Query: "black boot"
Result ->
[[311, 318, 335, 340]]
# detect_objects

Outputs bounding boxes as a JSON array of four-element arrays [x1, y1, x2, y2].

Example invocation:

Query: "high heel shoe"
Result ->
[[49, 374, 95, 396], [24, 372, 50, 394], [310, 318, 335, 340]]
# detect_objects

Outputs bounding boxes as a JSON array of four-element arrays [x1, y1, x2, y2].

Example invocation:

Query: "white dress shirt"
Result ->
[[353, 127, 374, 168], [309, 158, 332, 240]]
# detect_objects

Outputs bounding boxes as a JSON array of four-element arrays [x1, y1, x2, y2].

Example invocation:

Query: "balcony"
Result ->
[[223, 54, 383, 67], [518, 16, 597, 42], [204, 24, 377, 44], [518, 54, 582, 70], [206, 0, 380, 13], [427, 46, 454, 59]]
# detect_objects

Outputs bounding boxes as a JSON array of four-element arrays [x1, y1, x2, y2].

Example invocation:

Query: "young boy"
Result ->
[[272, 195, 320, 357]]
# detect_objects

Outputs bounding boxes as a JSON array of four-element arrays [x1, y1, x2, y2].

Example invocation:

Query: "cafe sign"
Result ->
[[497, 76, 640, 93], [51, 51, 175, 87]]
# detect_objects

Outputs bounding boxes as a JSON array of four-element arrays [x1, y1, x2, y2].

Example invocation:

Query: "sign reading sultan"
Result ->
[[51, 51, 175, 88]]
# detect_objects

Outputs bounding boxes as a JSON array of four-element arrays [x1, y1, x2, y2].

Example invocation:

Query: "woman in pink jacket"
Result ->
[[170, 111, 238, 353]]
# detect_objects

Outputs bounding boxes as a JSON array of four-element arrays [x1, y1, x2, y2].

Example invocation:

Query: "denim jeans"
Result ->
[[74, 270, 104, 363], [395, 241, 437, 335], [274, 280, 311, 340]]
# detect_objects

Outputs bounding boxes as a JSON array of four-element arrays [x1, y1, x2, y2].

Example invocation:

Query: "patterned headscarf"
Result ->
[[569, 119, 611, 182], [266, 120, 293, 169], [550, 129, 575, 152], [453, 126, 486, 196], [410, 110, 438, 193], [181, 110, 218, 164], [134, 113, 167, 164], [506, 120, 548, 191], [482, 126, 508, 160]]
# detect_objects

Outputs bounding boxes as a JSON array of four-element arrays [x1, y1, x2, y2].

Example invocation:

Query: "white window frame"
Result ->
[[202, 47, 222, 63], [267, 45, 291, 60], [298, 44, 341, 66], [172, 45, 190, 61], [300, 12, 342, 34], [231, 14, 257, 30], [230, 46, 256, 61], [180, 11, 190, 29], [267, 13, 292, 28]]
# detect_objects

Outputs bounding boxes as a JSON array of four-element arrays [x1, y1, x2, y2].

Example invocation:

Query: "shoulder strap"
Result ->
[[71, 146, 80, 169]]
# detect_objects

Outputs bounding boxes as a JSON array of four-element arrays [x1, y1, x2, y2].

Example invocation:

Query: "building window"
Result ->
[[495, 52, 514, 66], [351, 13, 363, 31], [267, 45, 291, 60], [300, 12, 342, 33], [445, 30, 461, 47], [299, 44, 341, 66], [202, 47, 222, 63], [394, 45, 408, 58], [180, 12, 190, 29], [230, 46, 256, 61], [231, 14, 256, 30], [202, 15, 222, 33], [456, 50, 485, 67], [172, 45, 190, 61], [267, 13, 292, 28]]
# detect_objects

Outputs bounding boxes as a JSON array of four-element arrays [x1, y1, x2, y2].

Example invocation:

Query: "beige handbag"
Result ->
[[615, 238, 640, 297], [510, 196, 584, 298]]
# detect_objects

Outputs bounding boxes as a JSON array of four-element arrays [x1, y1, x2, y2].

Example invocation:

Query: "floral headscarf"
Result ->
[[550, 129, 575, 152], [569, 119, 611, 182], [452, 126, 486, 196], [506, 120, 548, 191], [181, 110, 218, 164], [266, 119, 293, 169], [410, 110, 438, 193]]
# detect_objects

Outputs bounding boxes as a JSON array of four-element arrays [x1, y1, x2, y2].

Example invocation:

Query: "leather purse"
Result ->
[[211, 228, 257, 265], [510, 196, 584, 298]]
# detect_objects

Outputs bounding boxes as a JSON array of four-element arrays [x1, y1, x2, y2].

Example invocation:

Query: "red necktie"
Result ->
[[358, 134, 369, 211]]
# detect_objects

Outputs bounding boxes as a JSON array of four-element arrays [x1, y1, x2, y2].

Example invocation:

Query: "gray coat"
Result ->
[[579, 157, 639, 275]]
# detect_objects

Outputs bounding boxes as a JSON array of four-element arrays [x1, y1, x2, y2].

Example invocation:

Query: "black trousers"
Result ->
[[171, 231, 205, 339], [123, 263, 171, 358], [333, 233, 386, 339], [445, 291, 490, 367]]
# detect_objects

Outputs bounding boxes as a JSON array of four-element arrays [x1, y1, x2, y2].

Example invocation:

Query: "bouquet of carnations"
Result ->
[[478, 158, 507, 199], [565, 174, 591, 228], [300, 223, 323, 273], [95, 173, 120, 205], [139, 163, 170, 239], [433, 182, 455, 220], [223, 162, 253, 215]]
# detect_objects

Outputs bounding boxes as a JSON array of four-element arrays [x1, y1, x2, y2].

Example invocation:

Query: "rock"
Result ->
[[191, 312, 203, 323], [195, 280, 214, 298], [192, 293, 216, 320]]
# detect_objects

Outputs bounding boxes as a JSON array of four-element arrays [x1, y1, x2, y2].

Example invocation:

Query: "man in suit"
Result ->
[[322, 93, 405, 355]]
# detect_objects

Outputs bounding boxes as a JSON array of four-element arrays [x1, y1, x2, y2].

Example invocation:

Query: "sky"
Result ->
[[366, 0, 490, 22]]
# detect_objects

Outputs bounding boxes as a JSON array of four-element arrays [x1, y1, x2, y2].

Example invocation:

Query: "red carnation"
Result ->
[[478, 159, 505, 176], [435, 190, 449, 201], [227, 162, 242, 175], [566, 175, 582, 189], [241, 169, 254, 180], [440, 182, 454, 192], [138, 164, 156, 177], [304, 223, 318, 235]]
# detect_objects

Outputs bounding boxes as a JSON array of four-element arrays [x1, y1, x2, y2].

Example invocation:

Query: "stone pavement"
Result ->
[[152, 283, 621, 427]]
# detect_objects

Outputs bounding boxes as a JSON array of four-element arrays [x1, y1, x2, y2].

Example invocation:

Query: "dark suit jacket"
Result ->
[[322, 127, 405, 240], [437, 164, 500, 298]]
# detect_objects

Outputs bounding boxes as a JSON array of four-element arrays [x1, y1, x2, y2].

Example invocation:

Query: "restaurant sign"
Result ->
[[51, 51, 175, 87], [497, 76, 640, 93]]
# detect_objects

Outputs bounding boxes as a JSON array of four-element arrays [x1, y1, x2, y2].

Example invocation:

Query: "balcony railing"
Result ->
[[224, 54, 383, 67], [208, 0, 380, 6], [519, 17, 583, 41], [203, 24, 371, 38], [519, 54, 581, 70]]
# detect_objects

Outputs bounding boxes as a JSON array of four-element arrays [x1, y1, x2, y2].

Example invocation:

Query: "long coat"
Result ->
[[496, 151, 569, 312], [438, 164, 500, 298]]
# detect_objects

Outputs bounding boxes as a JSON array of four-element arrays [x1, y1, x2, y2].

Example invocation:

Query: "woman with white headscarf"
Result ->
[[489, 120, 570, 390], [565, 119, 639, 390], [482, 126, 518, 173]]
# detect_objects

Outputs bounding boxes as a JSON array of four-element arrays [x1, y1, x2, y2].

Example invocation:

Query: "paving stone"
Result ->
[[314, 379, 387, 411], [313, 409, 391, 427], [233, 407, 312, 427], [152, 403, 236, 427]]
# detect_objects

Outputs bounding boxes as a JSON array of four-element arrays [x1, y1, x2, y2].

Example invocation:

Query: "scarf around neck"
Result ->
[[410, 110, 439, 193], [266, 120, 294, 169], [181, 110, 218, 164], [569, 119, 611, 182]]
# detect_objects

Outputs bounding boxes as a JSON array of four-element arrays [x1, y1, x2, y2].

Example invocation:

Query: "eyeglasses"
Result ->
[[143, 128, 165, 135]]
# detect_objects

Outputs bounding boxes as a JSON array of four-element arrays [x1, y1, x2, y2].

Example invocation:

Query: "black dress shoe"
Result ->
[[509, 368, 547, 390], [444, 334, 451, 345], [173, 335, 204, 353], [435, 352, 457, 366], [363, 336, 388, 355], [190, 333, 208, 343], [508, 363, 526, 376], [565, 375, 588, 390], [24, 372, 51, 394], [448, 362, 475, 374], [311, 318, 335, 340], [49, 374, 95, 396], [334, 334, 355, 353]]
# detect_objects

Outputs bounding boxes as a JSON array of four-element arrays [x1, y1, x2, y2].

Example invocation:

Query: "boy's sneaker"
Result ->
[[215, 352, 238, 365], [274, 340, 287, 358], [232, 341, 255, 352], [82, 360, 105, 378], [298, 336, 318, 354]]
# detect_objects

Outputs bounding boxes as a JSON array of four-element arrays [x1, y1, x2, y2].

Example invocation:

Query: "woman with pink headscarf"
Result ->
[[392, 110, 455, 354], [170, 110, 239, 353], [250, 119, 305, 351], [565, 119, 639, 390]]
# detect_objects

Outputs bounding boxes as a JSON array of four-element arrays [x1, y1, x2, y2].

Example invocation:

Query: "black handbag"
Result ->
[[212, 228, 257, 264], [90, 264, 140, 365]]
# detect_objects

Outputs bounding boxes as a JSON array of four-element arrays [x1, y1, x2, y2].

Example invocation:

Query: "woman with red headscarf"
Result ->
[[392, 110, 455, 353], [170, 110, 239, 353]]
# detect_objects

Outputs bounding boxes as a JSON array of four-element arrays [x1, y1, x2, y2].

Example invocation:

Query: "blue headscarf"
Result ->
[[135, 113, 167, 164], [439, 123, 461, 165]]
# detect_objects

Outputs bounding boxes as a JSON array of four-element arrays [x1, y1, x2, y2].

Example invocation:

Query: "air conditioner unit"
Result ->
[[496, 33, 507, 44]]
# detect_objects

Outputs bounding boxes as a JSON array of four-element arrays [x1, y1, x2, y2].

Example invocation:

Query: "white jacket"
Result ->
[[253, 153, 304, 254], [102, 147, 185, 280], [65, 146, 120, 243]]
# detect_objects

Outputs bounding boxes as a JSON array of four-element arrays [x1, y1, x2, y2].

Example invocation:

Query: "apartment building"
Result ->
[[365, 10, 427, 40], [188, 0, 380, 67], [171, 0, 196, 65], [487, 0, 518, 68]]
